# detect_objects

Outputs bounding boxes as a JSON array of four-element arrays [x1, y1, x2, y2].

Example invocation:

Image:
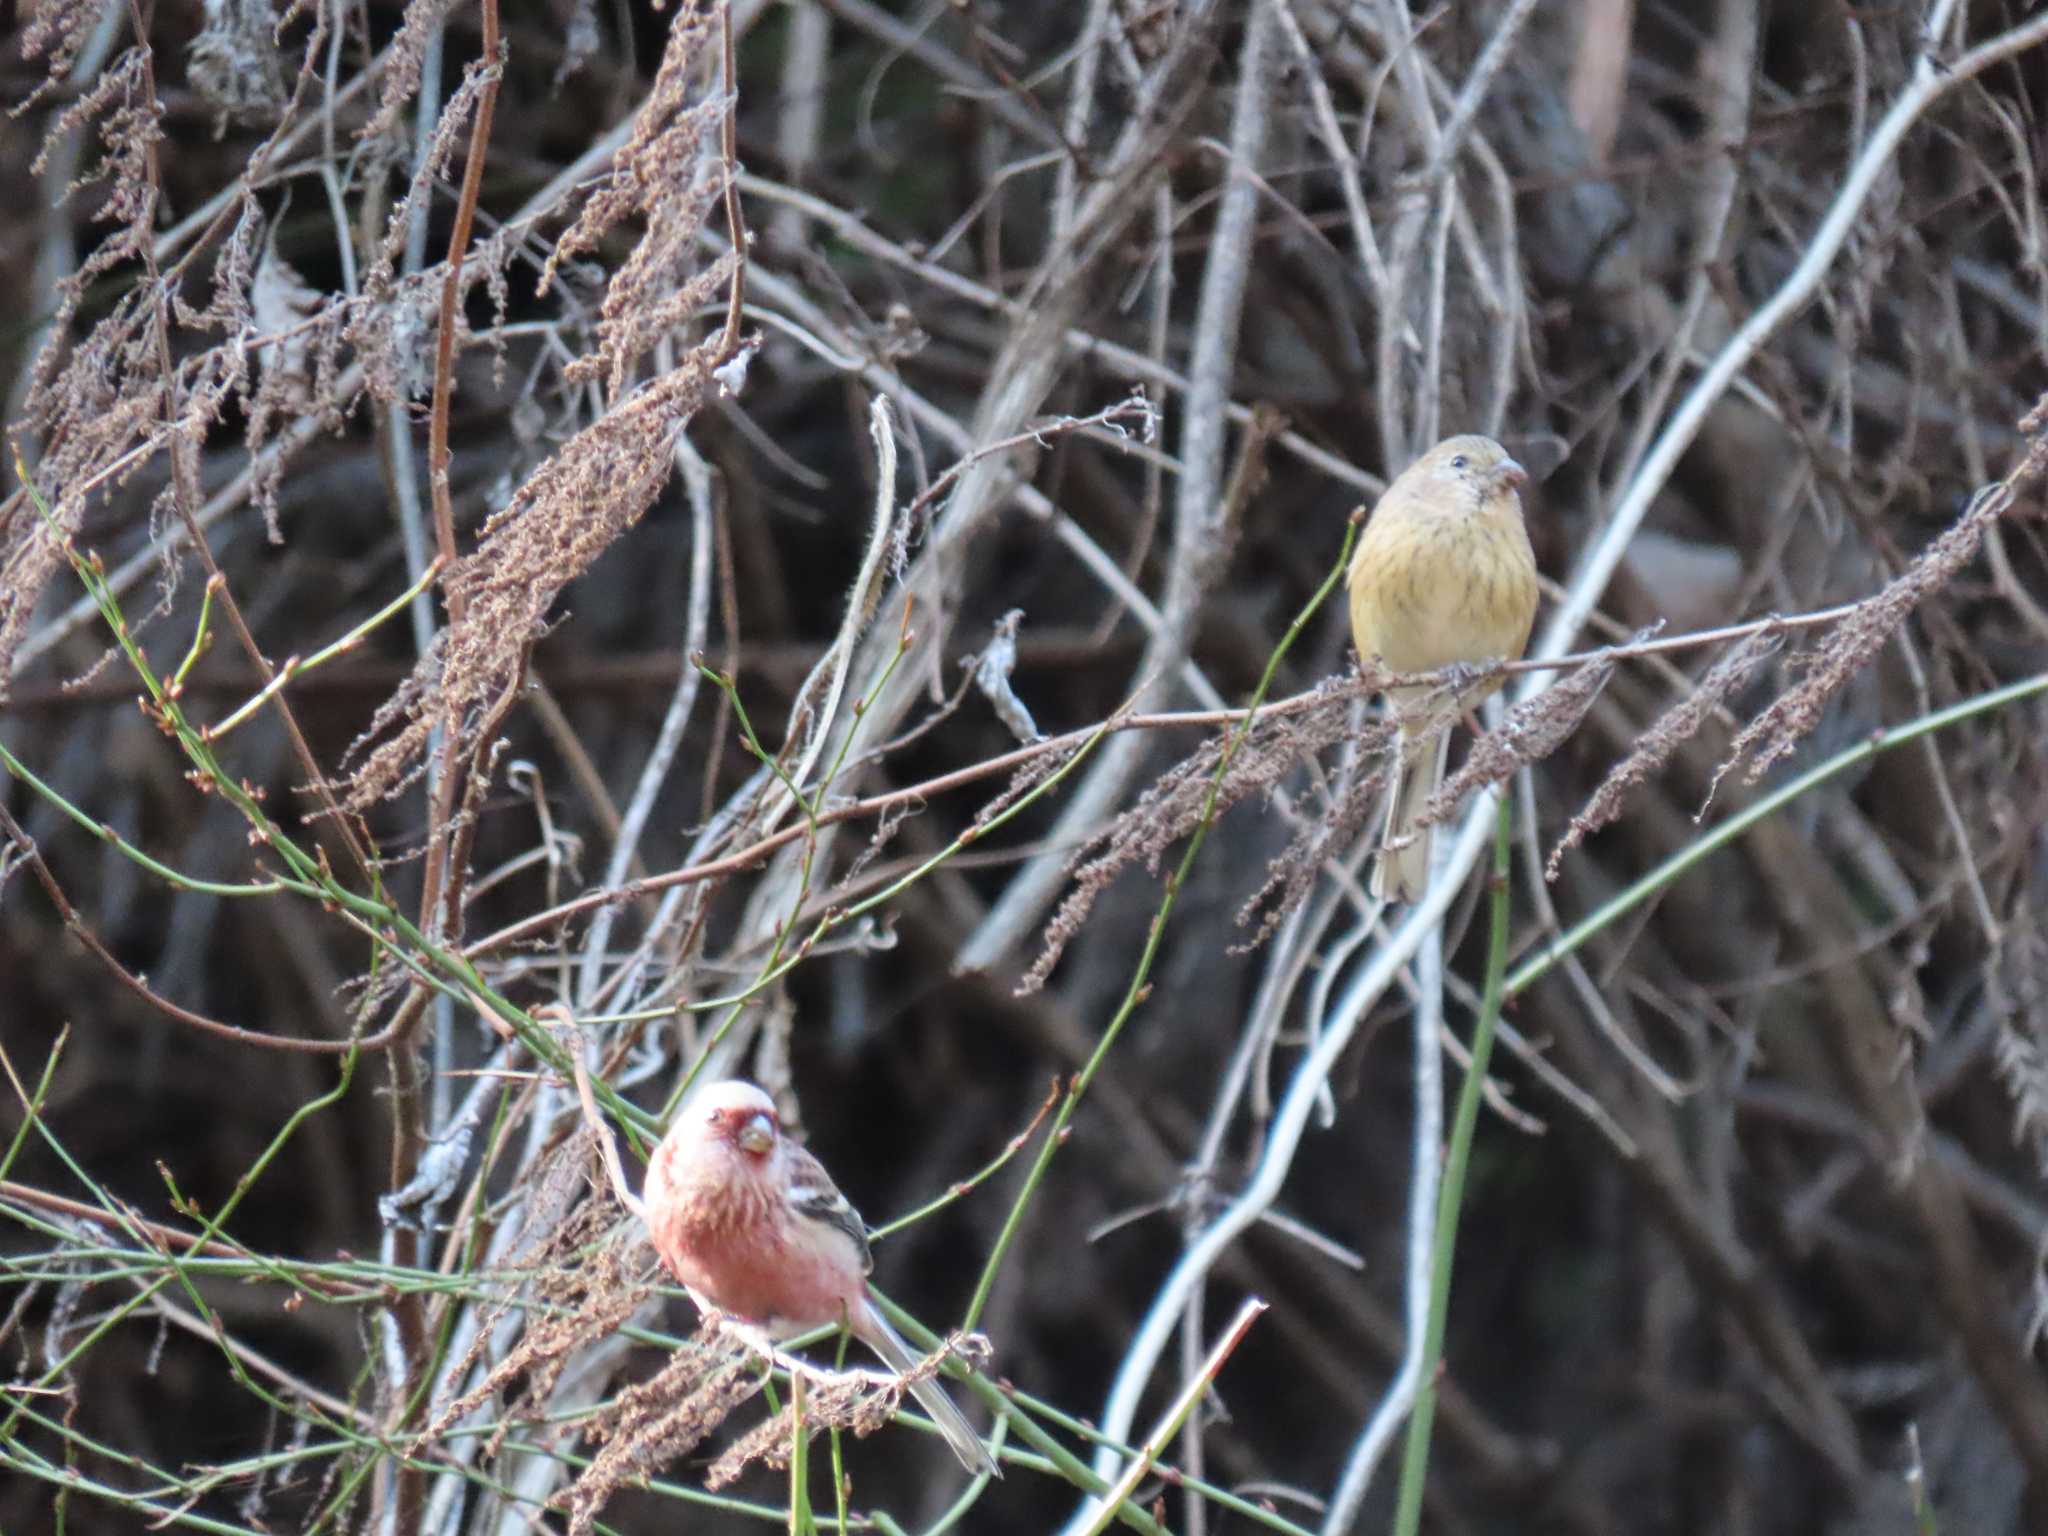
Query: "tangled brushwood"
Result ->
[[9, 3, 2048, 1535], [1022, 672, 1378, 991]]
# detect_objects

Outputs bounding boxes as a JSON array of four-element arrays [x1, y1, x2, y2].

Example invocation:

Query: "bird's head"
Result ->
[[689, 1080, 780, 1161], [1409, 434, 1526, 506]]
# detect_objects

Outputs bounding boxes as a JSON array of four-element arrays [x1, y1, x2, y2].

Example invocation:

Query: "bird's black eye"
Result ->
[[1449, 453, 1469, 470]]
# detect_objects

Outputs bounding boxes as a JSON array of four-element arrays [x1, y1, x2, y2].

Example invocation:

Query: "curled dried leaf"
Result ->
[[974, 609, 1042, 744]]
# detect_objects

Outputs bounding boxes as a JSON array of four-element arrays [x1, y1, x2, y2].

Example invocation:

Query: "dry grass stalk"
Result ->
[[3, 49, 185, 694], [415, 1153, 658, 1459], [363, 0, 462, 145], [698, 1330, 989, 1489], [1710, 406, 2048, 799], [342, 3, 738, 808], [1233, 751, 1385, 953], [362, 58, 501, 310], [562, 1325, 988, 1528], [15, 0, 111, 98], [559, 1337, 759, 1536], [1546, 629, 1783, 879], [1416, 654, 1620, 830], [542, 0, 729, 398], [1021, 675, 1371, 993]]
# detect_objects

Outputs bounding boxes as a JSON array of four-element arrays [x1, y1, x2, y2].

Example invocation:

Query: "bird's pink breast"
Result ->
[[648, 1157, 862, 1335]]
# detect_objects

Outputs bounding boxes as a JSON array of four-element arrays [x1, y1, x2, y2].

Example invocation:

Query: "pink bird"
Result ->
[[642, 1079, 1000, 1478]]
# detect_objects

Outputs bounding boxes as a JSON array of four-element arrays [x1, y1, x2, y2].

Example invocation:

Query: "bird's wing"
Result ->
[[784, 1144, 874, 1274]]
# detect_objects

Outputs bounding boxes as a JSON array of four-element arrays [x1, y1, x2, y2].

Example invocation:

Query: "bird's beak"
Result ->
[[736, 1114, 775, 1155], [1497, 458, 1527, 490]]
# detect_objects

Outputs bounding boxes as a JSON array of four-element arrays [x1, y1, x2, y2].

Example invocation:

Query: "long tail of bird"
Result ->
[[1372, 726, 1450, 904], [858, 1302, 1001, 1478]]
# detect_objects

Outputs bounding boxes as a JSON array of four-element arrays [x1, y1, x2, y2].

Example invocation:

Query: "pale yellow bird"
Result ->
[[1347, 434, 1539, 903]]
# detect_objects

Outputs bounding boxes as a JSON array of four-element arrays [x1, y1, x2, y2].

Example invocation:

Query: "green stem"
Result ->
[[789, 1370, 814, 1535], [0, 1028, 67, 1182], [1391, 791, 1514, 1536]]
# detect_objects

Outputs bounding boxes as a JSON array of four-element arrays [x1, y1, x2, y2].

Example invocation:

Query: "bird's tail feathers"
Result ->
[[1372, 727, 1450, 904], [858, 1302, 1001, 1479]]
